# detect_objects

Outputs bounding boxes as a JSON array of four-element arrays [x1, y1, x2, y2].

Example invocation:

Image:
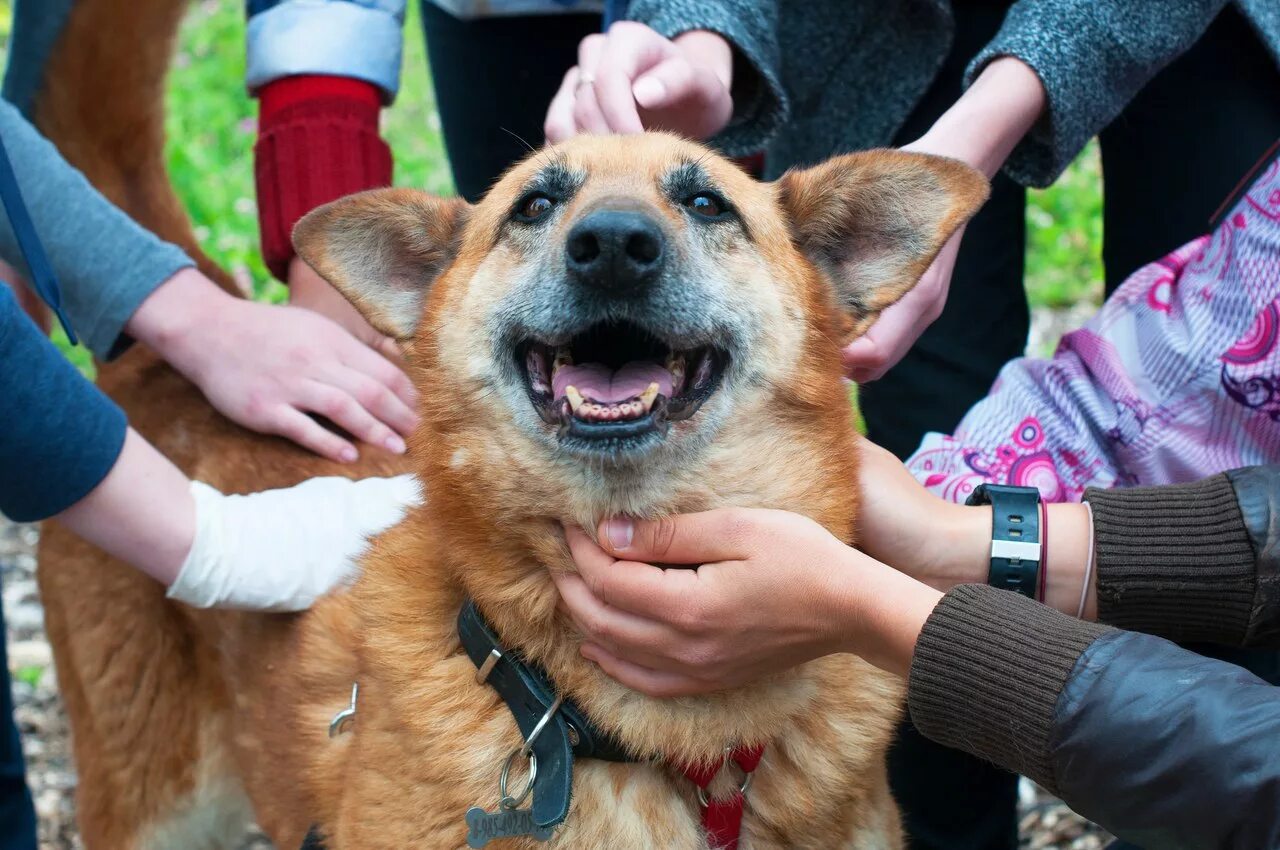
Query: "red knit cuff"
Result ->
[[255, 75, 392, 281]]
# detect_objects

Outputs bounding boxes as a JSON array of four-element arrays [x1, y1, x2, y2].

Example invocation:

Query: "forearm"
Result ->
[[907, 586, 1280, 847], [0, 99, 191, 358], [123, 266, 233, 383], [918, 500, 1097, 618], [919, 471, 1276, 645], [53, 428, 193, 586], [254, 75, 392, 280], [906, 56, 1046, 179], [967, 0, 1227, 186]]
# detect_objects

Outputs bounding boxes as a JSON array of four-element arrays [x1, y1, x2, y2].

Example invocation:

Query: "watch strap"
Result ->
[[966, 483, 1042, 599]]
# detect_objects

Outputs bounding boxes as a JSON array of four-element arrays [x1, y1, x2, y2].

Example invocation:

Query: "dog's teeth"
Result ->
[[565, 386, 584, 414], [639, 382, 660, 412], [552, 349, 573, 380]]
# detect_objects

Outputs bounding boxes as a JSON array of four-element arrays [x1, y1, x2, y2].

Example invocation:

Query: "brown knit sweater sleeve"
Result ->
[[908, 584, 1110, 792], [1086, 473, 1257, 645]]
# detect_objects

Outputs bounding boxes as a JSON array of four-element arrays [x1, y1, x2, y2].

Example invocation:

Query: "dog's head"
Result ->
[[295, 134, 986, 531]]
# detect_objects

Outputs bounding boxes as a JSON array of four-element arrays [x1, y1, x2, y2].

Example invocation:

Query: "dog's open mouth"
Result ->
[[519, 321, 727, 447]]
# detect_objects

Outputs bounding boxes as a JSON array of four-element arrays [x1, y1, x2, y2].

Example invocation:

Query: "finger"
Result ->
[[576, 33, 607, 78], [269, 407, 358, 463], [552, 571, 687, 670], [326, 366, 417, 444], [841, 295, 920, 383], [581, 643, 713, 698], [593, 24, 673, 133], [632, 56, 698, 111], [544, 66, 582, 144], [374, 334, 407, 367], [298, 381, 402, 454], [564, 525, 701, 620], [572, 81, 613, 136], [340, 339, 418, 418], [596, 509, 758, 563]]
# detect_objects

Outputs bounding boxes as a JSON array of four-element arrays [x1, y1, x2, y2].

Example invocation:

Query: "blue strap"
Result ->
[[0, 133, 77, 343]]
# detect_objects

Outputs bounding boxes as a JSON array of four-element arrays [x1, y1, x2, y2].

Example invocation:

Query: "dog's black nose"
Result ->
[[565, 209, 664, 294]]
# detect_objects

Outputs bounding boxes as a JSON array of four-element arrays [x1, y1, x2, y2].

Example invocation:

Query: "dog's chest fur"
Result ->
[[327, 650, 903, 849], [300, 516, 905, 850]]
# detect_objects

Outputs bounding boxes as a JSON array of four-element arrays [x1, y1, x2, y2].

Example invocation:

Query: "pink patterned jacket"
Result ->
[[907, 154, 1280, 503]]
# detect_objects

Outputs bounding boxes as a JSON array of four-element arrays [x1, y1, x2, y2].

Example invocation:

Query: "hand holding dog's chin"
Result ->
[[126, 266, 417, 463], [554, 509, 943, 695]]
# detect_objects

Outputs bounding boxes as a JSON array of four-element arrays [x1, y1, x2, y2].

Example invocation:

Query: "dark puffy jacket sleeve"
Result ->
[[910, 588, 1280, 849], [908, 466, 1280, 848], [966, 0, 1229, 187], [627, 0, 787, 157], [1087, 468, 1280, 648]]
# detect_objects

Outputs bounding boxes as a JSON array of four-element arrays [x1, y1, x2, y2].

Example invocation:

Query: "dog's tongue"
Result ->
[[553, 361, 673, 403]]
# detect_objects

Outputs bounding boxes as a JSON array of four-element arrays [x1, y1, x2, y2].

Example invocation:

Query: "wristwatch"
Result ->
[[965, 483, 1042, 599]]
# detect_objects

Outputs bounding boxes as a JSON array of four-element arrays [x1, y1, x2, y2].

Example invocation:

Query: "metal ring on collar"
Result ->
[[499, 748, 538, 811], [519, 694, 565, 758], [695, 772, 753, 808]]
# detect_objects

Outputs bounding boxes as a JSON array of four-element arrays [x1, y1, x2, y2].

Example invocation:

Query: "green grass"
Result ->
[[7, 0, 1102, 369], [13, 664, 42, 689], [1027, 140, 1104, 308]]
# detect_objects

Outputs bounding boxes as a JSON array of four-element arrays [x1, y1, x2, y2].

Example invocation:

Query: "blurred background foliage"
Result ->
[[2, 0, 1104, 367]]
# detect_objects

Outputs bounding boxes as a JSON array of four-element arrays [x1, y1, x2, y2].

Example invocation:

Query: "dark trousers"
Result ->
[[0, 590, 37, 850], [418, 3, 1280, 847], [869, 5, 1280, 850], [419, 2, 601, 203]]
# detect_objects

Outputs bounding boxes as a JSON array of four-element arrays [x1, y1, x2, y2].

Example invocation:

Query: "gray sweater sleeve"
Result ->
[[966, 0, 1229, 187], [626, 0, 787, 157], [0, 99, 193, 359]]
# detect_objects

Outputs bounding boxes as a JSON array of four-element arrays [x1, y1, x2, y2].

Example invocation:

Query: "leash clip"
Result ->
[[328, 683, 359, 738]]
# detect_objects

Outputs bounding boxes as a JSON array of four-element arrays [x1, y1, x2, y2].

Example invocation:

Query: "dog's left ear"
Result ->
[[775, 150, 989, 339], [293, 188, 469, 341]]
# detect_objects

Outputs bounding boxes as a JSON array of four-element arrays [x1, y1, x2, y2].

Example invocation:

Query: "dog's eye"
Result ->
[[684, 193, 728, 220], [515, 193, 555, 222]]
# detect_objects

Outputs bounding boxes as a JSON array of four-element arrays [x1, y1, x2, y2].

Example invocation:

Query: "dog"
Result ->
[[29, 7, 986, 846]]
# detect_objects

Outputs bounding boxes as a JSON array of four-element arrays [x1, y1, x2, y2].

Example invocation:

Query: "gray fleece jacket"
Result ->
[[628, 0, 1280, 187], [0, 97, 192, 358]]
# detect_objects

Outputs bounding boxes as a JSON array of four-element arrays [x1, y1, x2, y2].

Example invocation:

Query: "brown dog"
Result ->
[[39, 128, 985, 849], [27, 8, 985, 842]]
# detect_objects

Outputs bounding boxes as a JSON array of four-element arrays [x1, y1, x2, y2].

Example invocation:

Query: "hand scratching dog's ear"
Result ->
[[292, 189, 469, 340], [775, 150, 989, 339]]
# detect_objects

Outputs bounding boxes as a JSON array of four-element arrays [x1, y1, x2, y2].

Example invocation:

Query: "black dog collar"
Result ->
[[457, 599, 636, 830]]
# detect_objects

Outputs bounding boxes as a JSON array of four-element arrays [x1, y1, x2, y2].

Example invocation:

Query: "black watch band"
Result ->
[[965, 483, 1042, 599]]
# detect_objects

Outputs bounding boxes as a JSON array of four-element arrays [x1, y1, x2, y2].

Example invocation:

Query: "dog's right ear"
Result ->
[[293, 189, 469, 340]]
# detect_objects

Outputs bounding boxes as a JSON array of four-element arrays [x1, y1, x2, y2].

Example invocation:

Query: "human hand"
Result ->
[[167, 474, 422, 611], [544, 23, 733, 143], [853, 437, 989, 590], [127, 267, 417, 463], [552, 509, 942, 696], [841, 229, 962, 382], [842, 57, 1047, 382], [288, 256, 403, 364]]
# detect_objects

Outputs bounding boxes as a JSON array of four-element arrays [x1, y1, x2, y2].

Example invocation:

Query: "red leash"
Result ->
[[677, 744, 766, 850]]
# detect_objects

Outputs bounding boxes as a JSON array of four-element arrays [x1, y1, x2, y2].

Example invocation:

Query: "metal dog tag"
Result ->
[[464, 806, 553, 847]]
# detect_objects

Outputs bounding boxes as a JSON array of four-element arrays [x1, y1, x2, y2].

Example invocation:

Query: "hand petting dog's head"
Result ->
[[294, 134, 986, 524]]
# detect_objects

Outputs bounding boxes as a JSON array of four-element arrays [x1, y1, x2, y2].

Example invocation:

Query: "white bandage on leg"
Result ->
[[166, 474, 422, 612]]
